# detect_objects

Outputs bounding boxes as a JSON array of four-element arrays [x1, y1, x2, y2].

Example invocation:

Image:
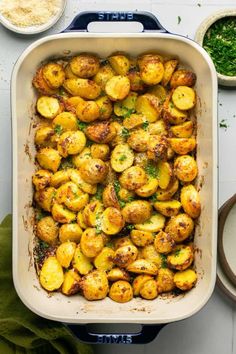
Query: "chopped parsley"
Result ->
[[219, 119, 229, 130], [121, 127, 130, 139], [149, 194, 157, 203], [174, 249, 181, 257], [126, 224, 135, 231], [119, 200, 126, 208], [95, 214, 102, 234], [177, 16, 181, 25], [119, 154, 127, 162], [94, 185, 103, 201], [145, 161, 159, 178], [142, 121, 149, 130], [99, 107, 107, 114], [77, 121, 88, 131], [35, 209, 47, 221], [160, 254, 167, 268], [123, 107, 135, 119], [114, 180, 121, 195], [54, 124, 63, 135], [59, 156, 74, 169]]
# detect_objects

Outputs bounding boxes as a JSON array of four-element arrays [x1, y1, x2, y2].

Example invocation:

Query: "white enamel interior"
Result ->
[[11, 32, 218, 324], [222, 203, 236, 275]]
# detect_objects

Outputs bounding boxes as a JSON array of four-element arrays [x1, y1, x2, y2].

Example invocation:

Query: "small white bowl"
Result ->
[[0, 0, 67, 35], [195, 9, 236, 87]]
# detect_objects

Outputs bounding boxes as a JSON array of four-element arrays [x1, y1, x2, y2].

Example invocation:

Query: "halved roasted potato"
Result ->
[[154, 200, 182, 217], [40, 256, 64, 291], [170, 69, 196, 88], [163, 101, 188, 125], [57, 131, 86, 158], [172, 86, 196, 110], [72, 148, 91, 168], [148, 84, 167, 101], [114, 91, 137, 117], [165, 213, 194, 243], [63, 78, 101, 99], [93, 63, 115, 90], [69, 54, 100, 78], [33, 169, 52, 190], [135, 213, 166, 233], [107, 268, 130, 282], [37, 96, 61, 119], [80, 228, 104, 258], [83, 200, 104, 227], [82, 270, 109, 300], [123, 114, 147, 130], [80, 158, 107, 184], [111, 143, 134, 172], [147, 135, 169, 161], [154, 230, 175, 254], [59, 223, 83, 243], [142, 244, 163, 268], [35, 127, 55, 147], [114, 236, 133, 250], [52, 112, 78, 133], [68, 168, 97, 195], [155, 178, 179, 201], [170, 120, 194, 138], [127, 68, 145, 92], [157, 161, 172, 190], [119, 166, 147, 191], [94, 247, 115, 271], [167, 244, 194, 271], [34, 187, 56, 212], [96, 96, 113, 120], [105, 75, 130, 101], [148, 120, 167, 136], [168, 138, 196, 155], [76, 99, 100, 123], [180, 184, 201, 218], [135, 94, 162, 123], [161, 59, 178, 87], [85, 121, 117, 144], [102, 184, 120, 209], [174, 155, 198, 182], [36, 147, 61, 172], [127, 259, 158, 275], [108, 55, 130, 75], [156, 268, 175, 293], [135, 177, 159, 198], [101, 207, 124, 235], [33, 67, 58, 95], [132, 274, 153, 296], [113, 245, 138, 268], [122, 200, 152, 224], [56, 241, 76, 268], [73, 245, 93, 275], [109, 280, 133, 303], [42, 62, 65, 88], [51, 202, 76, 224], [174, 268, 197, 290], [127, 129, 150, 152], [62, 269, 81, 295], [130, 229, 154, 247]]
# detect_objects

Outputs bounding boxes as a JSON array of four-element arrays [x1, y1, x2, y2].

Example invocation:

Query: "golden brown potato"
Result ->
[[40, 256, 64, 291], [55, 182, 88, 212], [67, 168, 97, 195], [34, 187, 56, 212], [80, 228, 104, 258], [42, 62, 65, 88], [51, 203, 76, 223], [36, 216, 58, 244], [167, 245, 194, 271], [62, 269, 81, 295], [110, 143, 134, 173], [148, 84, 167, 102], [170, 69, 196, 88], [91, 143, 110, 161], [35, 126, 55, 147], [63, 78, 101, 99], [127, 129, 150, 152], [52, 112, 78, 133], [114, 92, 137, 117], [33, 67, 58, 95], [127, 259, 158, 275], [132, 274, 153, 296], [109, 121, 126, 146], [154, 200, 182, 217], [96, 96, 113, 120], [65, 64, 78, 79], [138, 54, 164, 85], [139, 279, 158, 300], [147, 135, 169, 161], [82, 270, 109, 300], [165, 213, 194, 243], [148, 120, 167, 136], [102, 184, 120, 209], [57, 131, 86, 158], [168, 138, 196, 155], [123, 114, 146, 130], [105, 75, 130, 101], [93, 63, 115, 90], [59, 223, 83, 243], [163, 101, 188, 125], [130, 230, 154, 247], [113, 245, 138, 268], [161, 59, 178, 87], [136, 94, 161, 123], [154, 230, 175, 254], [94, 247, 115, 271], [36, 96, 61, 119], [122, 200, 152, 224], [180, 184, 201, 218], [157, 161, 172, 190], [72, 148, 91, 169], [77, 211, 87, 229], [142, 244, 163, 268], [76, 99, 100, 123], [170, 121, 194, 138], [73, 245, 93, 275], [108, 268, 130, 282], [36, 148, 61, 172], [119, 166, 147, 191], [109, 280, 133, 303], [80, 158, 108, 184], [156, 268, 175, 293], [69, 54, 100, 78], [174, 269, 197, 290], [101, 207, 124, 235], [109, 55, 130, 75], [133, 152, 148, 168], [135, 177, 159, 198], [82, 200, 104, 227], [50, 170, 70, 188], [56, 241, 76, 268], [113, 236, 133, 250], [32, 169, 52, 190], [85, 121, 117, 144], [174, 155, 198, 182], [155, 178, 179, 201], [127, 69, 145, 92], [135, 213, 166, 233], [172, 86, 196, 111]]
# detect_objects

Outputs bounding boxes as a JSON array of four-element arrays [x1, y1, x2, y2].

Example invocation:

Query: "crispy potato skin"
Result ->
[[33, 52, 199, 302]]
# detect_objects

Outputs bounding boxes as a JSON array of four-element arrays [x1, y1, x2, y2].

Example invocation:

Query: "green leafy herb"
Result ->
[[54, 124, 63, 135], [142, 121, 149, 131], [100, 107, 107, 114], [86, 139, 93, 147], [119, 200, 126, 208], [149, 194, 157, 203], [145, 161, 159, 178], [203, 17, 236, 76], [160, 254, 167, 268], [219, 119, 229, 129], [174, 249, 181, 257], [77, 121, 88, 132], [95, 214, 102, 234], [197, 3, 201, 7], [119, 154, 127, 162], [177, 16, 181, 25], [59, 156, 74, 169], [126, 224, 135, 231], [123, 107, 135, 119], [94, 185, 103, 201], [114, 180, 121, 195], [121, 127, 130, 139]]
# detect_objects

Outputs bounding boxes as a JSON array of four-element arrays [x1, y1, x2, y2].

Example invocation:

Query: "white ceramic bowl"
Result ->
[[195, 9, 236, 87], [0, 0, 67, 35]]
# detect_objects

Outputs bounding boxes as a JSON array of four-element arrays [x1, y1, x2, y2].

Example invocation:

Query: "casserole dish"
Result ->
[[11, 11, 218, 344]]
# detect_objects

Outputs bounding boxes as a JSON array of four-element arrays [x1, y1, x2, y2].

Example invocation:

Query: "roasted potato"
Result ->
[[62, 269, 81, 295], [135, 177, 159, 198], [168, 138, 196, 155], [114, 92, 137, 117], [77, 211, 87, 230], [165, 213, 194, 243], [111, 143, 134, 172], [82, 270, 109, 300], [119, 166, 147, 191], [157, 161, 172, 190], [93, 63, 115, 89], [127, 259, 158, 275], [127, 68, 145, 91], [96, 96, 113, 120], [148, 84, 167, 102], [69, 54, 100, 78], [108, 55, 130, 75], [136, 94, 161, 123], [42, 62, 65, 88], [154, 200, 182, 217], [135, 213, 166, 233], [51, 203, 76, 223], [56, 241, 76, 268], [122, 200, 152, 224], [127, 129, 150, 152], [85, 121, 116, 144], [170, 121, 194, 138], [57, 131, 86, 158], [130, 229, 154, 247], [94, 247, 115, 271], [174, 155, 198, 182], [63, 78, 101, 99], [133, 274, 153, 296], [80, 158, 108, 184], [105, 75, 130, 101], [53, 111, 78, 133], [142, 244, 163, 268], [113, 236, 133, 250], [163, 101, 188, 125], [170, 69, 196, 88], [107, 268, 130, 282], [80, 228, 104, 258], [33, 67, 58, 95], [180, 184, 201, 218], [59, 223, 83, 243], [161, 59, 178, 87], [155, 178, 179, 201], [101, 207, 124, 235], [148, 120, 167, 136], [34, 187, 56, 212], [113, 245, 138, 268], [147, 135, 169, 161], [36, 216, 58, 244], [91, 143, 110, 161], [156, 268, 175, 293], [36, 148, 61, 172], [83, 200, 104, 227], [37, 96, 61, 119], [65, 64, 78, 79], [172, 86, 196, 111], [72, 147, 91, 168], [68, 168, 97, 195], [76, 99, 100, 123], [138, 54, 164, 85], [174, 269, 197, 290], [167, 245, 194, 271], [102, 184, 120, 209], [33, 169, 52, 190], [35, 127, 55, 147], [140, 279, 158, 299], [154, 230, 175, 254], [40, 256, 64, 291], [73, 245, 93, 275], [109, 280, 133, 303], [123, 114, 146, 130]]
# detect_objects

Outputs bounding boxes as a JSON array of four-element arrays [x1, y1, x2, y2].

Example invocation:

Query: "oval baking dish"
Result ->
[[11, 11, 218, 344]]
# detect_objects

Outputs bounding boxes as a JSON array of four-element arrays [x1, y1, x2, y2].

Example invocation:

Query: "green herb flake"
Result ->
[[94, 185, 103, 201], [59, 156, 74, 170], [142, 121, 149, 130], [177, 16, 181, 25], [145, 161, 159, 179], [114, 180, 121, 195], [197, 3, 201, 7], [77, 121, 88, 132], [126, 224, 135, 231], [119, 154, 127, 162], [95, 214, 102, 234], [100, 107, 107, 114], [121, 127, 130, 139], [219, 119, 229, 130], [203, 17, 236, 76], [160, 254, 167, 268], [86, 139, 93, 147], [149, 194, 157, 203], [123, 107, 135, 119], [174, 249, 181, 257], [54, 124, 63, 135], [119, 200, 126, 208]]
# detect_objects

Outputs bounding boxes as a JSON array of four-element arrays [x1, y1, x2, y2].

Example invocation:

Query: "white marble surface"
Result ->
[[1, 0, 236, 352]]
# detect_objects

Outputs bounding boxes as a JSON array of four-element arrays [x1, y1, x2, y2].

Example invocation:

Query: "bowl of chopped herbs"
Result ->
[[195, 9, 236, 87]]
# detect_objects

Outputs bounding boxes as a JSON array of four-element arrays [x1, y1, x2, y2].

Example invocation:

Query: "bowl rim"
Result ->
[[194, 8, 236, 86], [0, 0, 67, 35]]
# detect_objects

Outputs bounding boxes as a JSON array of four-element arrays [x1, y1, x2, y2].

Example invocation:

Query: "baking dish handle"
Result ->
[[62, 11, 167, 33], [67, 323, 166, 344]]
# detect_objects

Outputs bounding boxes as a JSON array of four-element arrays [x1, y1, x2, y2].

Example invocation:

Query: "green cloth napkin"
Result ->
[[0, 215, 93, 354]]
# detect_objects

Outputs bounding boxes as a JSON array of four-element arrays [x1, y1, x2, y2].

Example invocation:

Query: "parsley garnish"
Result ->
[[119, 154, 127, 162], [177, 16, 181, 25], [219, 119, 229, 130], [142, 121, 149, 130], [77, 121, 88, 131], [145, 161, 159, 178], [174, 249, 181, 257], [95, 214, 102, 234], [54, 124, 63, 135], [94, 185, 103, 201], [149, 194, 157, 203], [86, 139, 93, 147], [59, 156, 74, 169], [114, 180, 121, 195], [119, 200, 126, 208], [121, 127, 130, 139], [123, 107, 135, 119], [160, 254, 167, 268], [126, 224, 135, 231]]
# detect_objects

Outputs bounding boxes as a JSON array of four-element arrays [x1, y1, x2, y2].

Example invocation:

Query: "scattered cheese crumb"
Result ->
[[0, 0, 62, 27]]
